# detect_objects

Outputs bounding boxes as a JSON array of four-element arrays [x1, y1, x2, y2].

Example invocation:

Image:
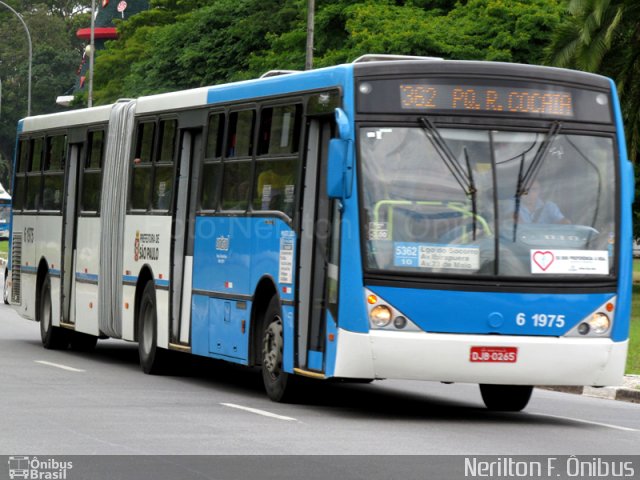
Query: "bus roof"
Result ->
[[20, 104, 113, 134], [136, 64, 355, 114], [17, 58, 612, 129]]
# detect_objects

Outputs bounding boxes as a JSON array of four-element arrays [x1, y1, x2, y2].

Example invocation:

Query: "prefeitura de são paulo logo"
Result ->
[[8, 456, 73, 479]]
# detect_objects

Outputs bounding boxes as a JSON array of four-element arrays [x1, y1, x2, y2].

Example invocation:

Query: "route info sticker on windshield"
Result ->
[[394, 242, 480, 270], [530, 249, 608, 275]]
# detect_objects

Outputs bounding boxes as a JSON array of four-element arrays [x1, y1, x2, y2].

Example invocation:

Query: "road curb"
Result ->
[[537, 384, 640, 404]]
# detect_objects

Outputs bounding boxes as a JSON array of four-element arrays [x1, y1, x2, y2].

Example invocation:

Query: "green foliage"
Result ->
[[0, 1, 85, 185], [628, 284, 640, 374], [94, 0, 303, 102], [429, 0, 564, 64], [247, 0, 562, 76], [547, 0, 640, 237]]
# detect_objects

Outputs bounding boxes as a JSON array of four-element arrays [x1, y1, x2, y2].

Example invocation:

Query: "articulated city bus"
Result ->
[[6, 55, 633, 411]]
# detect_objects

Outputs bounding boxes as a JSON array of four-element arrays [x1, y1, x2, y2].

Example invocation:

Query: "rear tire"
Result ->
[[479, 384, 533, 412], [69, 331, 98, 352], [137, 281, 168, 374], [261, 296, 296, 402], [39, 275, 69, 350]]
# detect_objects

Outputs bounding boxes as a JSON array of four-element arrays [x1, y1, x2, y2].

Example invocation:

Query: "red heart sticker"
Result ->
[[533, 251, 554, 271]]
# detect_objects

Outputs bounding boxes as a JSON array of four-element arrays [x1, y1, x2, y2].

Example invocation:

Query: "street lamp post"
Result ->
[[0, 0, 32, 117], [305, 0, 315, 70], [88, 0, 95, 108]]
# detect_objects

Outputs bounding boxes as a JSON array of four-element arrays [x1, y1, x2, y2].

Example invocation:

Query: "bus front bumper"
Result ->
[[332, 328, 628, 386]]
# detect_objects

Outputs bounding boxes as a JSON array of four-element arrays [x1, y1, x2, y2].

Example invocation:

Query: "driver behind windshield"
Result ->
[[516, 180, 570, 224]]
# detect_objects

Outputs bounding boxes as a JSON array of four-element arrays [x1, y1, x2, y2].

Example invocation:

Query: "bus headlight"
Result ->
[[588, 312, 610, 334], [370, 305, 392, 327]]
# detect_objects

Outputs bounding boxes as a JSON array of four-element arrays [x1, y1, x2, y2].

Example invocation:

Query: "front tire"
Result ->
[[39, 275, 69, 349], [479, 384, 533, 412], [137, 281, 168, 374], [261, 296, 296, 402]]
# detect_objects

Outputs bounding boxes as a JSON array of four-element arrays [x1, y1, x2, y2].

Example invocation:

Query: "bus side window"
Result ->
[[199, 113, 224, 211], [130, 122, 155, 211], [152, 119, 177, 211], [257, 105, 301, 156], [81, 130, 105, 213], [226, 110, 255, 158], [221, 161, 251, 211], [12, 139, 30, 211], [42, 135, 66, 212], [25, 137, 44, 211], [253, 159, 298, 217], [253, 104, 301, 218], [221, 110, 255, 211]]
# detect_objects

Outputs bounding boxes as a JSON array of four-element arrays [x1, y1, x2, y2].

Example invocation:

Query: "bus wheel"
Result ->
[[261, 297, 295, 402], [3, 269, 9, 304], [69, 331, 98, 352], [39, 275, 69, 350], [479, 384, 533, 412], [137, 281, 168, 374]]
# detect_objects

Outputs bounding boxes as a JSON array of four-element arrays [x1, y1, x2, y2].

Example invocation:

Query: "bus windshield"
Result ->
[[360, 126, 616, 278]]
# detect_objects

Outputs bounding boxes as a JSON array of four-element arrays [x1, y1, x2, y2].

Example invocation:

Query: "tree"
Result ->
[[247, 0, 563, 74], [547, 0, 640, 237], [0, 1, 90, 188]]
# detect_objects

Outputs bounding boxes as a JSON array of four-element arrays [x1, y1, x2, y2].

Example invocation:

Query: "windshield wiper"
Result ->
[[463, 147, 478, 241], [512, 121, 562, 241], [419, 117, 478, 239]]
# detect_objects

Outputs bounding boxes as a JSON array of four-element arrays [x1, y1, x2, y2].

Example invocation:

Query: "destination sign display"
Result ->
[[356, 78, 612, 123], [400, 84, 574, 117]]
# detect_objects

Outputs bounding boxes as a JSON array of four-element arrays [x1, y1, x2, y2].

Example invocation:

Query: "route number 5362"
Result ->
[[516, 313, 565, 328]]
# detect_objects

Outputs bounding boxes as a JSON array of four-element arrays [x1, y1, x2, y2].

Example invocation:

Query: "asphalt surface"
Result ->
[[1, 294, 639, 457]]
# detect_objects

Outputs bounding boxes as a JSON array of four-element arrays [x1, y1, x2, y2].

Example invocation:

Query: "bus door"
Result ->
[[297, 118, 341, 373], [60, 142, 82, 326], [169, 128, 202, 348]]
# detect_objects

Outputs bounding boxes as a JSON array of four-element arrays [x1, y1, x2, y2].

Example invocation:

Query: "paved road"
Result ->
[[1, 298, 639, 456]]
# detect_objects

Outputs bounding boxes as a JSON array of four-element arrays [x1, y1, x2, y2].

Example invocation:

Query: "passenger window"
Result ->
[[131, 168, 153, 210], [152, 165, 173, 210], [131, 122, 155, 210], [41, 175, 64, 211], [258, 105, 301, 155], [158, 120, 176, 164], [82, 130, 105, 212], [221, 161, 251, 210], [200, 162, 221, 211], [46, 135, 67, 171], [205, 113, 224, 159], [253, 159, 298, 217], [25, 176, 41, 210], [13, 140, 30, 211], [151, 120, 176, 211], [134, 123, 155, 164], [18, 140, 30, 173], [12, 177, 25, 211], [88, 130, 104, 169], [31, 138, 43, 172], [227, 111, 255, 157], [131, 120, 176, 212]]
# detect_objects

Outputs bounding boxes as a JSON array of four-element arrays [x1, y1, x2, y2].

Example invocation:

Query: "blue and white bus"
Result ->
[[6, 55, 633, 411]]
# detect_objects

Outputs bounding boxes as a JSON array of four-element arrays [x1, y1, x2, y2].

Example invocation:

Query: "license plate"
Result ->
[[470, 346, 518, 363]]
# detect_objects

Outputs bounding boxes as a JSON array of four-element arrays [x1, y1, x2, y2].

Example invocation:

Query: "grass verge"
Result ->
[[628, 284, 640, 374]]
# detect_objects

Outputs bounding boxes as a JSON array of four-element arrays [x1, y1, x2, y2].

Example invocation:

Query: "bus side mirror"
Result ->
[[327, 138, 349, 199], [327, 108, 354, 199]]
